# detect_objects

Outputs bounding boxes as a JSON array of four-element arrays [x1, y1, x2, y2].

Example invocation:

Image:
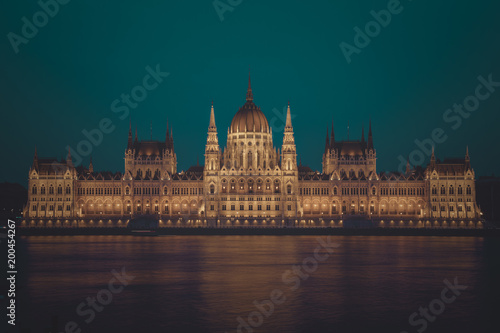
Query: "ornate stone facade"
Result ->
[[22, 77, 483, 228]]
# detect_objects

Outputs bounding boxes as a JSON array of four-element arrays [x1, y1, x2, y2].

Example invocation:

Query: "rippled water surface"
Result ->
[[15, 235, 500, 333]]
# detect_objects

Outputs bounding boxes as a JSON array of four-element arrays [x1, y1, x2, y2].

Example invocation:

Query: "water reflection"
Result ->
[[17, 235, 496, 333]]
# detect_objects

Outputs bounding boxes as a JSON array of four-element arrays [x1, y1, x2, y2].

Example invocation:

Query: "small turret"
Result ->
[[89, 156, 94, 173], [67, 147, 73, 167], [367, 120, 374, 150], [325, 127, 330, 154], [330, 121, 335, 147], [465, 146, 471, 170], [31, 146, 38, 171], [430, 146, 436, 169], [128, 120, 133, 148]]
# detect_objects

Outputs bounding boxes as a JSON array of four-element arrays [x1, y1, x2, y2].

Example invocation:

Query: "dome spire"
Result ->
[[246, 72, 253, 101]]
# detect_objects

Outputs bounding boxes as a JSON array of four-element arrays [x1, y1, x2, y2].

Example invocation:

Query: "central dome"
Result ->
[[230, 75, 269, 133]]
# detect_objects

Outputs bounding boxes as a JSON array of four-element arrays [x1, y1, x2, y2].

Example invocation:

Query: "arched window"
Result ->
[[66, 185, 71, 195], [432, 186, 437, 195], [458, 185, 463, 195], [125, 187, 130, 195], [210, 184, 215, 194], [440, 185, 446, 195], [49, 185, 54, 195], [57, 185, 62, 195], [372, 187, 376, 196], [163, 186, 168, 195], [32, 185, 37, 195], [449, 185, 454, 195], [333, 187, 338, 195], [274, 180, 280, 193], [466, 185, 472, 195], [287, 184, 292, 194], [41, 185, 46, 195], [256, 179, 263, 191]]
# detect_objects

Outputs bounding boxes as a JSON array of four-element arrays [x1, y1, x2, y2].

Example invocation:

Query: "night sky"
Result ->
[[1, 0, 500, 187]]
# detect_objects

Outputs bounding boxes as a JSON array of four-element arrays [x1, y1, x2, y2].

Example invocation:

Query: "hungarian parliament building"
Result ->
[[22, 77, 483, 228]]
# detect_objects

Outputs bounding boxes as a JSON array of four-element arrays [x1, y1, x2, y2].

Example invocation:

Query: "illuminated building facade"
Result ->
[[22, 76, 483, 228]]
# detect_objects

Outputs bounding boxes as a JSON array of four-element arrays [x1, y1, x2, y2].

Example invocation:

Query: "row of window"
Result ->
[[431, 185, 472, 195], [31, 198, 71, 202], [432, 205, 472, 212], [32, 185, 71, 195], [75, 187, 204, 196], [171, 188, 204, 195], [78, 187, 122, 195], [380, 188, 425, 196], [220, 204, 284, 211], [31, 204, 71, 211], [220, 197, 281, 202], [299, 187, 425, 196], [301, 188, 330, 195]]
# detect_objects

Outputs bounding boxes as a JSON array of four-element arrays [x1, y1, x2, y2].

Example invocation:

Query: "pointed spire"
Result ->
[[89, 156, 94, 173], [465, 146, 471, 170], [429, 146, 436, 169], [166, 120, 170, 146], [367, 120, 374, 149], [361, 126, 365, 143], [285, 102, 293, 130], [67, 147, 73, 167], [32, 146, 39, 170], [325, 127, 330, 154], [246, 72, 253, 102], [128, 120, 133, 148], [170, 128, 174, 153], [209, 101, 217, 131], [330, 121, 335, 147], [134, 127, 138, 143]]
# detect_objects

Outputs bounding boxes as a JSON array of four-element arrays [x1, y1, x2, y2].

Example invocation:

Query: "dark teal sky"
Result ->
[[1, 0, 500, 187]]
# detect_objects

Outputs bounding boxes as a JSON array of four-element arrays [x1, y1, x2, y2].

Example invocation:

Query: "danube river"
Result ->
[[14, 235, 500, 332]]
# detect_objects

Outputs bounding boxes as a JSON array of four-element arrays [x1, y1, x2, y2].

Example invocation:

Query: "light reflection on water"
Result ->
[[16, 235, 499, 333]]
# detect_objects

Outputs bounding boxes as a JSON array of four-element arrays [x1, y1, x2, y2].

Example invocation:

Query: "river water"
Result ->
[[13, 235, 500, 333]]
